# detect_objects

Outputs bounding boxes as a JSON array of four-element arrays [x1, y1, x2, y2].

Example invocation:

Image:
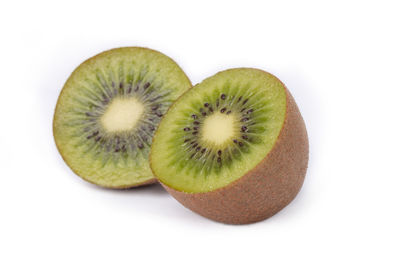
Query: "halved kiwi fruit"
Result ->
[[150, 68, 308, 224], [53, 47, 191, 188]]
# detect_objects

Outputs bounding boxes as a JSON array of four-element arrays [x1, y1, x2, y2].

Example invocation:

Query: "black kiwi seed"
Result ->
[[201, 148, 206, 153], [226, 110, 231, 115], [238, 141, 244, 147], [184, 127, 190, 131], [204, 103, 209, 107], [156, 112, 163, 117], [247, 109, 254, 114], [221, 94, 226, 100], [242, 98, 249, 105], [144, 82, 150, 89], [87, 131, 99, 139], [233, 139, 238, 144], [192, 131, 198, 135], [95, 136, 101, 142], [184, 138, 190, 143], [240, 108, 246, 113], [209, 107, 214, 113], [238, 96, 242, 102], [220, 107, 226, 113], [241, 126, 248, 132], [242, 135, 248, 140], [196, 146, 201, 151], [218, 150, 222, 156], [138, 143, 144, 149], [191, 114, 197, 119], [193, 127, 198, 130], [202, 112, 207, 116], [152, 105, 159, 111], [119, 82, 123, 89], [192, 143, 198, 148], [241, 117, 249, 122], [193, 121, 200, 125]]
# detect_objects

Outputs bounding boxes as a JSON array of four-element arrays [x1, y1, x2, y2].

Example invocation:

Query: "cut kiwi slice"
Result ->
[[53, 47, 191, 188], [150, 68, 308, 224], [151, 68, 287, 192]]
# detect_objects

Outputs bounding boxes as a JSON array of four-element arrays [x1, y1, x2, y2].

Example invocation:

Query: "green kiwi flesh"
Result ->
[[150, 68, 287, 193], [53, 47, 191, 188], [151, 68, 308, 224]]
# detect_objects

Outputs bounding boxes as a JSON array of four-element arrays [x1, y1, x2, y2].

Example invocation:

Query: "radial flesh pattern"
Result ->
[[53, 47, 191, 188], [150, 68, 287, 193]]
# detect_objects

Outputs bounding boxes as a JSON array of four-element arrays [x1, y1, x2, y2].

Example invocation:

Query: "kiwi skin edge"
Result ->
[[156, 79, 309, 224]]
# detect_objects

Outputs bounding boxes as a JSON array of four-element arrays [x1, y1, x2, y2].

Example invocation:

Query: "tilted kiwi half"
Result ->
[[150, 68, 308, 224], [53, 47, 191, 188]]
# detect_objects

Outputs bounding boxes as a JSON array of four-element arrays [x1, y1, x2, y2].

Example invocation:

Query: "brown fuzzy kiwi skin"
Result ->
[[53, 47, 191, 189], [159, 85, 309, 224]]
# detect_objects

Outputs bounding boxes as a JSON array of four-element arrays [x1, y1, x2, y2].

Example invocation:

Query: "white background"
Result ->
[[1, 0, 399, 261]]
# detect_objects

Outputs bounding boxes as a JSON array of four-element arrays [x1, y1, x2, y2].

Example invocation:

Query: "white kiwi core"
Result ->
[[201, 112, 237, 146], [100, 97, 144, 132]]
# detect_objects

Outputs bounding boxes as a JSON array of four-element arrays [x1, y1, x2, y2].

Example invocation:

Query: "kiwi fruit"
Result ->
[[53, 47, 191, 188], [150, 68, 308, 224]]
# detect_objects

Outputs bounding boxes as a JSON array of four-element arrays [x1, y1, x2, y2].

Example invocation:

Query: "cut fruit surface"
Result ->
[[151, 68, 287, 193], [201, 112, 237, 145], [53, 47, 191, 188], [151, 68, 308, 224], [100, 97, 144, 132]]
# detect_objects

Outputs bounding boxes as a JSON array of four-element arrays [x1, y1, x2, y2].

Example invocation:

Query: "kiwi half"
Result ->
[[150, 68, 308, 224], [53, 47, 191, 188]]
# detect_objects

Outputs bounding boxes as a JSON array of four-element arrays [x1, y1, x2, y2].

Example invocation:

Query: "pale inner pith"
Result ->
[[201, 112, 237, 145], [100, 97, 144, 132]]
